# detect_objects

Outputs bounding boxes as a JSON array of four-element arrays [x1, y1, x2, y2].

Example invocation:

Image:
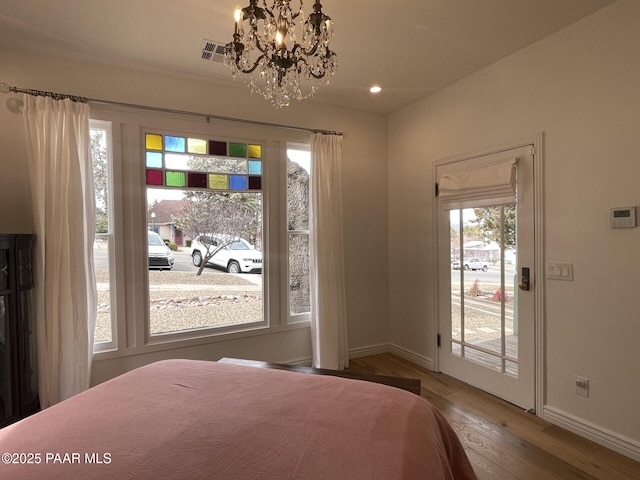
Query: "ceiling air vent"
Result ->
[[201, 39, 227, 64]]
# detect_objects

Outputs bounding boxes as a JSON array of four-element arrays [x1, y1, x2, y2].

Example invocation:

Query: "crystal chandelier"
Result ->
[[224, 0, 337, 108]]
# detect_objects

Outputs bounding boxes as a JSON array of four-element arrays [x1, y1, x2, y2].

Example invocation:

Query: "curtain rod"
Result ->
[[0, 82, 344, 136]]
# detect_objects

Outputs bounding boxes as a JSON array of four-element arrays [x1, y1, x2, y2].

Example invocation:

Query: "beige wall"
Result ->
[[0, 48, 389, 381], [388, 0, 640, 452]]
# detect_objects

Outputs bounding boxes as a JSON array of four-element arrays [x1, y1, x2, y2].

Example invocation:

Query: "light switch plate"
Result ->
[[547, 261, 573, 281]]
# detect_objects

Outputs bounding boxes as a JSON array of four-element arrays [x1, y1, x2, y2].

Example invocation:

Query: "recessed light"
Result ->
[[370, 85, 382, 94]]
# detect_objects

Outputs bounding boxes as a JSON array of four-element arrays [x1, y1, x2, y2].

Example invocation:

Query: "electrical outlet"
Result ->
[[574, 375, 589, 398]]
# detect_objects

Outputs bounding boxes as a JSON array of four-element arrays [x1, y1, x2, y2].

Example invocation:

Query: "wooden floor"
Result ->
[[347, 353, 640, 480]]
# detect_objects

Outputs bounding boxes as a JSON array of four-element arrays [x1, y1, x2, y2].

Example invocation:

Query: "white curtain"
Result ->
[[310, 133, 348, 370], [23, 94, 97, 408]]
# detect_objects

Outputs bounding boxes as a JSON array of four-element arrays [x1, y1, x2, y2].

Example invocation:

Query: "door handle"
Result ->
[[519, 267, 530, 291]]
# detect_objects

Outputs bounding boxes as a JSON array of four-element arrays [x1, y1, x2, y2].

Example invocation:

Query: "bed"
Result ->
[[0, 359, 477, 479]]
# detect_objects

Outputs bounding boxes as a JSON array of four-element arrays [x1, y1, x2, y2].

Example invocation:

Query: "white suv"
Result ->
[[463, 257, 489, 272], [148, 230, 174, 270], [190, 234, 262, 274]]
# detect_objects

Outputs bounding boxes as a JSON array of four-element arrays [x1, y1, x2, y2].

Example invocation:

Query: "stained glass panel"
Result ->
[[248, 144, 262, 159], [165, 135, 186, 153], [209, 174, 228, 190], [146, 134, 163, 151], [229, 143, 247, 157], [248, 176, 261, 190], [229, 175, 247, 190], [248, 160, 262, 175], [146, 132, 261, 192], [146, 169, 163, 185], [166, 171, 186, 187], [188, 172, 207, 188], [146, 152, 163, 168], [187, 138, 207, 154], [209, 140, 227, 156]]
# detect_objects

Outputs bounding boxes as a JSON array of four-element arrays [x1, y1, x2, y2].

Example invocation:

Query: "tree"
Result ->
[[173, 192, 261, 276], [471, 205, 516, 248], [287, 160, 309, 231], [287, 160, 310, 313], [462, 223, 483, 242], [91, 129, 109, 233]]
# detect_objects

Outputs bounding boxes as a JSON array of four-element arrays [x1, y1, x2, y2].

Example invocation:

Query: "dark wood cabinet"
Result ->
[[0, 234, 38, 427]]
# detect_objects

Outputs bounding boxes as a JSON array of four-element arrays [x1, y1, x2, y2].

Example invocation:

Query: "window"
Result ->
[[90, 120, 114, 349], [287, 146, 311, 319], [144, 132, 264, 337], [90, 112, 311, 355]]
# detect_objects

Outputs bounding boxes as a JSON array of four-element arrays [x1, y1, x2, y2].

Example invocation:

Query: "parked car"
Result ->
[[148, 230, 174, 270], [191, 234, 262, 274], [463, 257, 489, 271], [452, 259, 461, 269]]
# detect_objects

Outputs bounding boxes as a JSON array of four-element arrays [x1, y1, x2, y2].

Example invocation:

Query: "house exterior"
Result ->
[[147, 199, 189, 246], [1, 0, 639, 461]]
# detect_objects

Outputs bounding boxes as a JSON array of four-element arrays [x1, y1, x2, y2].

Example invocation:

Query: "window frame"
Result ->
[[90, 109, 311, 360], [286, 143, 312, 323], [90, 119, 117, 353]]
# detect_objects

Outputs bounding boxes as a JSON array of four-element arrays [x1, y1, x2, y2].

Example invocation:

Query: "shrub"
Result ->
[[492, 288, 509, 302], [168, 242, 178, 251], [467, 279, 481, 297]]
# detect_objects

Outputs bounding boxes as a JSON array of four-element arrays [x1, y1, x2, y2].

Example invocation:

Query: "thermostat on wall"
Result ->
[[610, 206, 636, 228]]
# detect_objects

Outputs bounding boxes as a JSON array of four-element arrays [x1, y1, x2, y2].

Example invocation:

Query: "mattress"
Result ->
[[0, 359, 476, 479]]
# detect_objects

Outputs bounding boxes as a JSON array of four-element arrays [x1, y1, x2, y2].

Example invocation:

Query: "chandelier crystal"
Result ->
[[224, 0, 337, 108]]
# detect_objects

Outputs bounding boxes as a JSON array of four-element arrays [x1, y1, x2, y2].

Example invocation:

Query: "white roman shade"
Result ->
[[438, 158, 517, 210]]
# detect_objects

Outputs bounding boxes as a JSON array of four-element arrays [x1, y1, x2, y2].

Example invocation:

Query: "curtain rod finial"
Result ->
[[0, 82, 12, 94]]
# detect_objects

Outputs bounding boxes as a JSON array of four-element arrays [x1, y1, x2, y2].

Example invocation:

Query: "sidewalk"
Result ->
[[97, 282, 260, 292]]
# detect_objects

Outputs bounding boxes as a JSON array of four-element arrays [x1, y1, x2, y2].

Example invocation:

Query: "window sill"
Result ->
[[92, 320, 311, 362]]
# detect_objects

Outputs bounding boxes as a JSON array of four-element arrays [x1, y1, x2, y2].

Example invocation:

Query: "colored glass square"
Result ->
[[146, 169, 163, 185], [248, 144, 262, 159], [209, 174, 228, 190], [166, 171, 186, 187], [146, 151, 163, 168], [146, 134, 163, 151], [188, 138, 207, 154], [165, 135, 186, 153], [209, 140, 227, 156], [229, 143, 247, 157], [188, 172, 207, 188], [229, 175, 247, 190], [248, 160, 262, 175], [248, 175, 262, 190]]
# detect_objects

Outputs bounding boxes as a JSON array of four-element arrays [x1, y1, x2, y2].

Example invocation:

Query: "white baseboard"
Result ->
[[286, 343, 393, 367], [284, 356, 312, 366], [543, 406, 640, 462], [347, 342, 435, 371], [388, 343, 435, 371], [348, 343, 392, 359], [389, 343, 435, 372]]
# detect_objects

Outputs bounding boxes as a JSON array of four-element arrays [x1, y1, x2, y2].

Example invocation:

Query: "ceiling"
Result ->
[[0, 0, 617, 114]]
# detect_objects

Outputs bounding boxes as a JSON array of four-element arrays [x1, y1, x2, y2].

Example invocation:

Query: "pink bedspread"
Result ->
[[0, 359, 476, 479]]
